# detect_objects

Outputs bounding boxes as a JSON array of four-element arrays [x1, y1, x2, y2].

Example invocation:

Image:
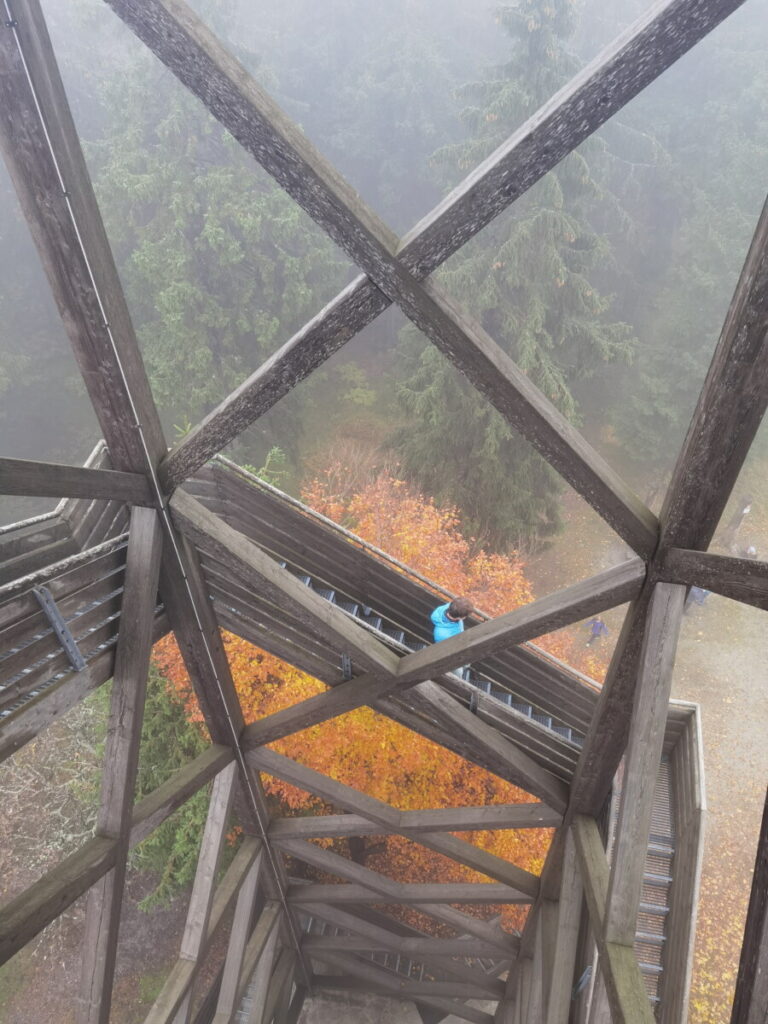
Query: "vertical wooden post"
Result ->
[[605, 583, 685, 945], [76, 508, 163, 1024], [214, 851, 263, 1020], [546, 831, 583, 1024], [172, 762, 238, 1023]]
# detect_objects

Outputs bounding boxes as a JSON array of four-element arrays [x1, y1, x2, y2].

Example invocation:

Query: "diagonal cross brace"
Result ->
[[33, 585, 87, 672]]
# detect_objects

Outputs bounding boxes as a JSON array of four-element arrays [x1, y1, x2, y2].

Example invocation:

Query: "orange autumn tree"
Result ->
[[154, 469, 568, 929]]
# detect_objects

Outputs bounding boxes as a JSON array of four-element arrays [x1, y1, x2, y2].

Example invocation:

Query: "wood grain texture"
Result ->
[[0, 457, 154, 505], [0, 836, 117, 965], [605, 584, 685, 946], [661, 547, 768, 610], [268, 802, 561, 840], [661, 194, 768, 552], [571, 816, 654, 1024]]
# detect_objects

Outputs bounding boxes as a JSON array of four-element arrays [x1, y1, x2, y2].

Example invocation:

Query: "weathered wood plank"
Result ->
[[287, 881, 531, 906], [240, 559, 641, 751], [170, 762, 237, 1024], [545, 832, 582, 1024], [0, 1, 167, 473], [298, 898, 516, 960], [129, 744, 234, 848], [605, 584, 685, 946], [661, 547, 768, 610], [0, 836, 117, 965], [301, 934, 509, 959], [396, 681, 570, 812], [0, 457, 154, 506], [571, 816, 654, 1024], [309, 950, 503, 1001], [77, 508, 163, 1024], [730, 787, 768, 1024], [268, 802, 561, 840], [170, 489, 399, 677], [213, 852, 263, 1021], [396, 559, 645, 684], [251, 748, 539, 896], [312, 976, 495, 1024]]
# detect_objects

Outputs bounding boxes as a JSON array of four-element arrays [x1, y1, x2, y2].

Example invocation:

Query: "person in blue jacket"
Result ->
[[431, 597, 474, 642]]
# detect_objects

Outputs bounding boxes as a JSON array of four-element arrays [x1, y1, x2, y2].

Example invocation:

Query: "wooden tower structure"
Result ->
[[0, 0, 767, 1021]]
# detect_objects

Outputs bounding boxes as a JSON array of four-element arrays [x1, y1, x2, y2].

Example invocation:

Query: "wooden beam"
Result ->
[[250, 747, 539, 896], [568, 584, 654, 817], [0, 1, 166, 473], [301, 935, 509, 959], [545, 832, 582, 1024], [214, 852, 263, 1021], [393, 559, 645, 684], [730, 787, 768, 1024], [170, 489, 399, 677], [241, 561, 643, 751], [0, 836, 117, 965], [261, 948, 297, 1024], [106, 0, 657, 555], [155, 0, 747, 496], [661, 547, 768, 610], [571, 816, 654, 1024], [129, 745, 235, 848], [605, 583, 685, 945], [308, 950, 503, 1002], [396, 681, 570, 812], [287, 882, 530, 906], [77, 507, 163, 1024], [0, 457, 154, 506], [661, 193, 768, 552], [268, 802, 561, 840], [297, 899, 518, 960], [165, 762, 237, 1024]]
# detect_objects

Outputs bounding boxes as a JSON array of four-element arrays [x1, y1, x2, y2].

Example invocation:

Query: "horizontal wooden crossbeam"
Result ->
[[287, 881, 530, 905], [309, 949, 504, 1001], [251, 747, 540, 896], [298, 899, 517, 959], [0, 457, 155, 506], [660, 547, 768, 610], [268, 802, 561, 840]]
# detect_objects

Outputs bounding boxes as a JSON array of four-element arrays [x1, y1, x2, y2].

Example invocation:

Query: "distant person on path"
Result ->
[[684, 586, 710, 613], [585, 616, 609, 647], [431, 597, 474, 643]]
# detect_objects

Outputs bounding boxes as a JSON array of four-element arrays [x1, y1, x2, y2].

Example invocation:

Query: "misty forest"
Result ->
[[1, 0, 768, 1022]]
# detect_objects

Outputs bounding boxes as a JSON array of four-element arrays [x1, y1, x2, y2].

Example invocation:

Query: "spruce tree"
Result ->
[[396, 0, 633, 552]]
